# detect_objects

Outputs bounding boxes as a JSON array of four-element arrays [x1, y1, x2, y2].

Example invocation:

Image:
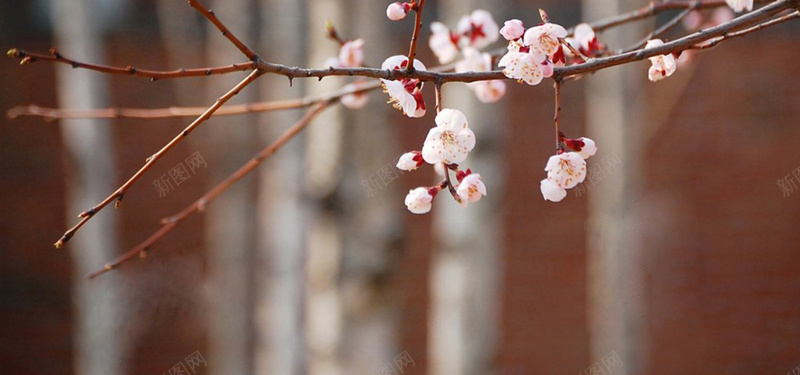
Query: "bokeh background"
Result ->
[[1, 0, 800, 374]]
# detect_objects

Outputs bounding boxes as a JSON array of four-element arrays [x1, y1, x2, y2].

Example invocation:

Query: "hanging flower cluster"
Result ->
[[399, 109, 487, 214], [540, 134, 597, 202]]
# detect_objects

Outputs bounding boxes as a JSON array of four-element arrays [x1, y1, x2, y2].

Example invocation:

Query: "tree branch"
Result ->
[[554, 0, 794, 79], [88, 101, 332, 278], [406, 0, 425, 70], [579, 0, 772, 34], [553, 79, 562, 151], [13, 0, 792, 123], [621, 4, 699, 53], [7, 80, 378, 120], [690, 10, 800, 49], [54, 70, 263, 249], [188, 0, 259, 61], [6, 48, 256, 80]]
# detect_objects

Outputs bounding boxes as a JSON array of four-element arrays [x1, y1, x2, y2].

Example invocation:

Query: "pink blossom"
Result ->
[[387, 2, 409, 21], [338, 39, 364, 68], [500, 19, 525, 41]]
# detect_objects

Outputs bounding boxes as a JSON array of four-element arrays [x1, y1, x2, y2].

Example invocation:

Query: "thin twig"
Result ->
[[88, 101, 332, 278], [7, 81, 378, 120], [6, 48, 256, 80], [553, 79, 562, 151], [559, 39, 591, 62], [54, 70, 263, 249], [13, 0, 790, 123], [434, 79, 443, 114], [621, 4, 699, 53], [555, 0, 793, 79], [579, 0, 772, 34], [187, 0, 259, 61], [690, 10, 800, 49], [442, 164, 461, 203], [406, 0, 425, 71]]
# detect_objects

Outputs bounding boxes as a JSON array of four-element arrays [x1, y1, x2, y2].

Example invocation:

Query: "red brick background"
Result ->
[[1, 2, 799, 374]]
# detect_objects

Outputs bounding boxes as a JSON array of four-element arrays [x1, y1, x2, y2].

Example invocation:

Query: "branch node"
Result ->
[[114, 194, 124, 209], [49, 48, 62, 59], [6, 48, 22, 58], [79, 208, 96, 218]]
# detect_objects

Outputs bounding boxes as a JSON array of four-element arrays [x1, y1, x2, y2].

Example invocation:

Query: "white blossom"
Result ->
[[396, 151, 423, 171], [405, 187, 434, 214], [523, 23, 567, 59], [456, 47, 506, 102], [323, 57, 341, 68], [473, 79, 506, 103], [572, 23, 595, 52], [429, 22, 461, 64], [341, 82, 369, 109], [499, 19, 525, 41], [455, 46, 491, 73], [338, 39, 364, 68], [645, 39, 677, 82], [422, 109, 476, 165], [456, 10, 499, 50], [540, 178, 567, 202], [544, 152, 586, 190], [498, 41, 553, 86], [380, 55, 427, 118], [725, 0, 753, 12], [457, 173, 487, 205], [576, 137, 597, 160]]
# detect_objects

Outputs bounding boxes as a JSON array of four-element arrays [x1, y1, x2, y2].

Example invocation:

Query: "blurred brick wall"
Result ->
[[2, 4, 799, 375]]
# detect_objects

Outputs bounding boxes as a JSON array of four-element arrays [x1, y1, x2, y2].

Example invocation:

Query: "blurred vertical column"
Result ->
[[305, 0, 345, 374], [429, 1, 505, 374], [338, 0, 404, 372], [202, 0, 258, 373], [155, 0, 203, 117], [49, 0, 129, 373], [582, 0, 649, 373], [255, 0, 308, 374]]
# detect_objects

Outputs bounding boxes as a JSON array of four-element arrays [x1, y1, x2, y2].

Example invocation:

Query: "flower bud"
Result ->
[[386, 2, 408, 21]]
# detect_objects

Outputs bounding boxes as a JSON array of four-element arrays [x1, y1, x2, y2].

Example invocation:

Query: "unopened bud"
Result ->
[[387, 2, 408, 21], [539, 9, 550, 23]]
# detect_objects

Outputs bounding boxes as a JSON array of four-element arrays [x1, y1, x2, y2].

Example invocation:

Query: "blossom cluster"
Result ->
[[540, 136, 597, 202], [397, 109, 486, 214]]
